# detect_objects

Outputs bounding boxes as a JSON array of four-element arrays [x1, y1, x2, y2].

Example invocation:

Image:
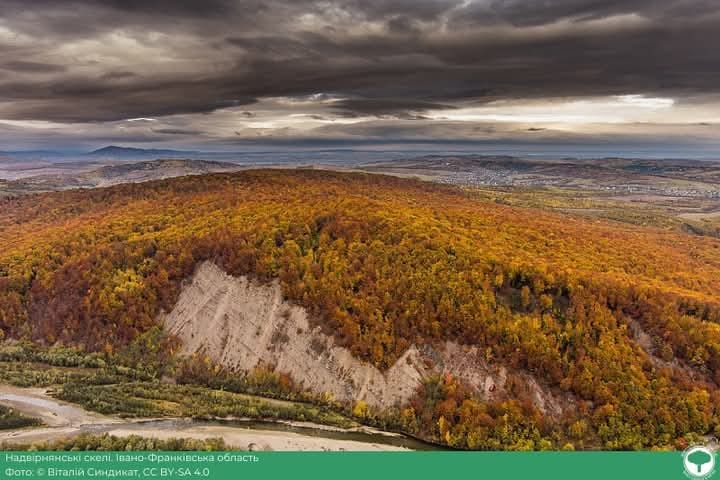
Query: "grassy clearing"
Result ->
[[56, 382, 356, 428]]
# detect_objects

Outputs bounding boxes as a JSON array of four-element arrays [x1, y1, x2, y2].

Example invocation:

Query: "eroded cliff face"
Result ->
[[163, 261, 570, 416]]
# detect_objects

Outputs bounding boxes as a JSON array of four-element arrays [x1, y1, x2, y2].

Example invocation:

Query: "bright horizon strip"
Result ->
[[429, 94, 676, 125]]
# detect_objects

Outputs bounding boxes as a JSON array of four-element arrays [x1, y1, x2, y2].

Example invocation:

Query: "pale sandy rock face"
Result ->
[[163, 261, 571, 416], [162, 261, 423, 407]]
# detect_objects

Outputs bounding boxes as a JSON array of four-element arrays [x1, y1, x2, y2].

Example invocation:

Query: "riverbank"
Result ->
[[0, 385, 416, 451]]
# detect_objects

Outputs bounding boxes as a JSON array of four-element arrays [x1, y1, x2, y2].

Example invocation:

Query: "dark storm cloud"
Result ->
[[1, 61, 67, 73], [453, 0, 720, 27], [152, 128, 204, 135], [0, 0, 718, 127], [0, 75, 257, 122], [99, 71, 137, 80]]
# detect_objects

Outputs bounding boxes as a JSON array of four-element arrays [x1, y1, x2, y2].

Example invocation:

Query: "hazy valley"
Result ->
[[4, 149, 720, 239]]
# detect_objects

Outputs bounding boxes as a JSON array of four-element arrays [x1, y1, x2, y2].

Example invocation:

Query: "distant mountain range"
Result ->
[[87, 145, 199, 158], [1, 145, 201, 162]]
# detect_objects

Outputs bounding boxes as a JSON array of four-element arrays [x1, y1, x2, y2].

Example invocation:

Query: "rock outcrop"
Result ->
[[163, 261, 570, 417]]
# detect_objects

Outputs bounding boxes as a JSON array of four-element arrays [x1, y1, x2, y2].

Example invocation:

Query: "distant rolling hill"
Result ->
[[0, 158, 243, 194], [83, 158, 242, 186]]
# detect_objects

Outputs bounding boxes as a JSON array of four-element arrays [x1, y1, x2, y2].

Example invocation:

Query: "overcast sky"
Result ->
[[0, 0, 719, 154]]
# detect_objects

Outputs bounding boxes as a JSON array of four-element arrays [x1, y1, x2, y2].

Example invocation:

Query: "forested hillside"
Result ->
[[1, 169, 720, 449]]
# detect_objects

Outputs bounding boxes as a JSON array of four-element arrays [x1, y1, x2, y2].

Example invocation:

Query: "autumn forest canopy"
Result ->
[[2, 169, 720, 450]]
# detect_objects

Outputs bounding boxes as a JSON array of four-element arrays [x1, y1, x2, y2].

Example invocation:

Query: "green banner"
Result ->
[[0, 451, 714, 480]]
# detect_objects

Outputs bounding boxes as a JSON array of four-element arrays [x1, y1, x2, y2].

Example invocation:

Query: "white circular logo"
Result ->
[[684, 446, 716, 479]]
